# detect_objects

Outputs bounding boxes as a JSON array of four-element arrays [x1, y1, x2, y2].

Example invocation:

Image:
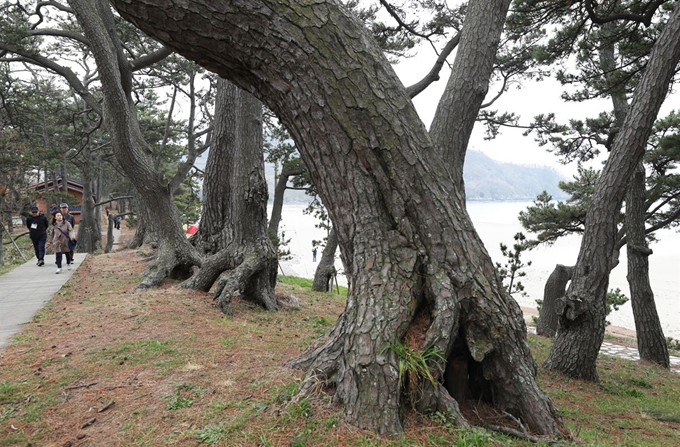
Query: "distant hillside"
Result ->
[[263, 150, 567, 204], [464, 150, 567, 201]]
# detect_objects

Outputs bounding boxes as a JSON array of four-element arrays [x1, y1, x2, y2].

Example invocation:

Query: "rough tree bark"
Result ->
[[626, 163, 669, 367], [544, 4, 680, 381], [184, 79, 278, 314], [76, 157, 102, 254], [536, 265, 574, 337], [429, 0, 509, 189], [312, 227, 338, 292], [111, 0, 565, 437]]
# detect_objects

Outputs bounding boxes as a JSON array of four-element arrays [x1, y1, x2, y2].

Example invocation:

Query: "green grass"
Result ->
[[195, 422, 228, 444], [277, 275, 348, 296], [84, 338, 180, 367]]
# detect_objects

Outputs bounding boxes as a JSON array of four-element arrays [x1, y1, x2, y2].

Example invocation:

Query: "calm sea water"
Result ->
[[273, 202, 680, 340]]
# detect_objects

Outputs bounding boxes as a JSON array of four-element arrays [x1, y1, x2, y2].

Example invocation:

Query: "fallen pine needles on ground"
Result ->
[[0, 248, 678, 446]]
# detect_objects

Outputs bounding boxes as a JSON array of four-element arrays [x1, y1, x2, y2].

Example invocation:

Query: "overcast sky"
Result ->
[[392, 47, 602, 178], [392, 34, 679, 180]]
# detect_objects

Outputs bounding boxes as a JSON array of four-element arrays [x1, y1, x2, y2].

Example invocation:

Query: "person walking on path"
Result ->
[[59, 203, 76, 262], [47, 212, 75, 274], [25, 206, 49, 266]]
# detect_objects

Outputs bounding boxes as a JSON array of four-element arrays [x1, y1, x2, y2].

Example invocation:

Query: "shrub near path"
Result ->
[[0, 248, 679, 446]]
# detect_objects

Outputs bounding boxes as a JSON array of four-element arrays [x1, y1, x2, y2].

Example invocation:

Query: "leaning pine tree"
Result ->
[[544, 4, 680, 380], [111, 0, 566, 438]]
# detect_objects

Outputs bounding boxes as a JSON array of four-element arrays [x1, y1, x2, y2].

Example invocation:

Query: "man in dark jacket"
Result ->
[[26, 206, 49, 266], [60, 203, 76, 262]]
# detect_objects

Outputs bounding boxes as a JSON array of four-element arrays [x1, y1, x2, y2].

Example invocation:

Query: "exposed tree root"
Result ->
[[213, 245, 278, 315], [181, 248, 237, 292], [136, 239, 202, 290]]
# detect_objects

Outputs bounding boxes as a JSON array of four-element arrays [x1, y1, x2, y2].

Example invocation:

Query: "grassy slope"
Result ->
[[0, 248, 678, 446]]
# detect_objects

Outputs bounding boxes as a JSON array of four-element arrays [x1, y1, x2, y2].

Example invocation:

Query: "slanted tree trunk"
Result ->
[[429, 0, 508, 190], [267, 169, 287, 242], [598, 23, 669, 368], [626, 163, 669, 367], [536, 264, 574, 337], [267, 162, 305, 241], [112, 0, 565, 437], [184, 79, 277, 314], [544, 5, 680, 380], [312, 227, 339, 292], [68, 0, 202, 288]]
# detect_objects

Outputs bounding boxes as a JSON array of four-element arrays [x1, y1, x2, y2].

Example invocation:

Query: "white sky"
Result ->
[[392, 47, 603, 178], [392, 36, 678, 180]]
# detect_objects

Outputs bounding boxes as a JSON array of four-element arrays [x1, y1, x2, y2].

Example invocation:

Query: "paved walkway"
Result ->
[[599, 340, 680, 373], [0, 254, 87, 349], [528, 326, 680, 373]]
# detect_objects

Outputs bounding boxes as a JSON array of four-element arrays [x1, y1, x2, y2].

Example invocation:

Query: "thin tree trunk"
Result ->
[[0, 194, 5, 265], [312, 227, 338, 292], [536, 264, 574, 337], [77, 149, 102, 254], [267, 168, 288, 240], [266, 161, 306, 248], [626, 163, 669, 367]]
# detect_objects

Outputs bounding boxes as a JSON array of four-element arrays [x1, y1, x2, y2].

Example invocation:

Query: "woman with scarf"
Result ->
[[47, 212, 76, 274]]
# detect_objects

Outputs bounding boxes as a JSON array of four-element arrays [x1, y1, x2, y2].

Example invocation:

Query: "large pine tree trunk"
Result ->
[[544, 5, 680, 380], [111, 0, 565, 437], [184, 79, 277, 314], [626, 163, 669, 367], [536, 265, 574, 337]]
